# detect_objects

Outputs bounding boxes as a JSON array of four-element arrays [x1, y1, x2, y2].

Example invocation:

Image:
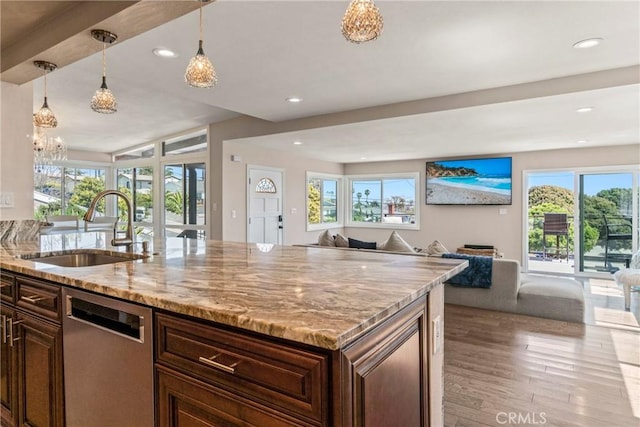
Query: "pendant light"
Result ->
[[341, 0, 384, 43], [90, 29, 118, 114], [185, 0, 217, 88], [33, 61, 58, 128]]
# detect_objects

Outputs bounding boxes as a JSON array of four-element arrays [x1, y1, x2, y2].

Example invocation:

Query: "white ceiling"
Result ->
[[30, 0, 640, 162]]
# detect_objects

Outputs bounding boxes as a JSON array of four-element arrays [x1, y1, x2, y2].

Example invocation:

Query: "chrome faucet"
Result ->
[[84, 190, 134, 251]]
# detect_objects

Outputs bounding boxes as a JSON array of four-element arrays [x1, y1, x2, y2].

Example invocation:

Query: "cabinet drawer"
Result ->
[[157, 366, 304, 427], [15, 277, 61, 322], [156, 313, 329, 426], [0, 272, 15, 304]]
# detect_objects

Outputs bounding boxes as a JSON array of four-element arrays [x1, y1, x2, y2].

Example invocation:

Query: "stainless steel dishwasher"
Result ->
[[62, 287, 154, 427]]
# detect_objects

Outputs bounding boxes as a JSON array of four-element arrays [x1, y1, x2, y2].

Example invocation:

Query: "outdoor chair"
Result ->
[[542, 213, 569, 261], [603, 214, 632, 270]]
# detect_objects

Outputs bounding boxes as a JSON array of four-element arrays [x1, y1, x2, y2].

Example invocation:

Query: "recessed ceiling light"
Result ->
[[293, 141, 303, 145], [573, 38, 603, 49], [577, 139, 588, 144], [153, 48, 178, 58], [286, 97, 303, 103], [576, 107, 593, 113], [360, 157, 367, 160]]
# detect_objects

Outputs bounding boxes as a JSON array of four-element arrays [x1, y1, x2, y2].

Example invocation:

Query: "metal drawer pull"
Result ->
[[7, 318, 23, 348], [21, 295, 47, 304], [198, 354, 239, 374]]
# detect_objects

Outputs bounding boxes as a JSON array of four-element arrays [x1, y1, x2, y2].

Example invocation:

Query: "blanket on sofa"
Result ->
[[443, 253, 493, 288]]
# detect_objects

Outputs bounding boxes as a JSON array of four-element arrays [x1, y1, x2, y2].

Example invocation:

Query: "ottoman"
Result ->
[[517, 274, 585, 323]]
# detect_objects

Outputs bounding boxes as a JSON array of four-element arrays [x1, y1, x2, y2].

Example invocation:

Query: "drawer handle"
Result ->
[[7, 318, 23, 348], [21, 295, 47, 304], [198, 354, 239, 374]]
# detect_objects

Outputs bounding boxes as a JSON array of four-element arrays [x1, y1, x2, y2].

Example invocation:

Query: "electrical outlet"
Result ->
[[0, 192, 14, 208], [499, 208, 507, 215], [291, 208, 297, 214], [432, 315, 442, 354], [231, 210, 237, 219]]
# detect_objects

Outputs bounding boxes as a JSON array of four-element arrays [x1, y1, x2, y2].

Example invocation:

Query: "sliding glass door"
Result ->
[[526, 167, 638, 276], [578, 172, 636, 273]]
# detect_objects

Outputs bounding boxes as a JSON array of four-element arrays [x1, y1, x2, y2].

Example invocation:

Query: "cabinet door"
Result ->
[[1, 306, 17, 426], [156, 366, 303, 427], [16, 311, 64, 427], [339, 296, 429, 427]]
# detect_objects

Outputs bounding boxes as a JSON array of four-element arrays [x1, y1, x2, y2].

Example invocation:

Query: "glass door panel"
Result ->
[[579, 172, 634, 273], [164, 163, 205, 238]]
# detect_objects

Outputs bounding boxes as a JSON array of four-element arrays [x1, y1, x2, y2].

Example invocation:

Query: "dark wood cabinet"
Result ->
[[156, 295, 435, 427], [1, 273, 64, 427]]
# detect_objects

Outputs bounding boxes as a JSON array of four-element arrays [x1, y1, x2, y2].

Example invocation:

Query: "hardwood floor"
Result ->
[[443, 304, 640, 427]]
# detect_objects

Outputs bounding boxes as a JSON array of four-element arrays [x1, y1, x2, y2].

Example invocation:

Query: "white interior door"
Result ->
[[248, 167, 283, 244]]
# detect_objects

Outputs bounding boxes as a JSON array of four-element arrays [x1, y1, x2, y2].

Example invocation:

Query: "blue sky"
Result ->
[[528, 172, 632, 196], [431, 157, 511, 176]]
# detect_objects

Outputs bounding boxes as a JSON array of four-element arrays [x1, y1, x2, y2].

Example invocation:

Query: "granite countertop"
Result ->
[[0, 233, 467, 350]]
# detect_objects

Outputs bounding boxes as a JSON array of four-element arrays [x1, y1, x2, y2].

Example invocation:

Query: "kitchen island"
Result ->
[[1, 234, 467, 427]]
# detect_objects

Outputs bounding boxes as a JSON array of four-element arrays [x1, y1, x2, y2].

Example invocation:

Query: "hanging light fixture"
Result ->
[[341, 0, 384, 43], [31, 128, 67, 173], [90, 29, 118, 114], [33, 61, 58, 128], [185, 0, 217, 88]]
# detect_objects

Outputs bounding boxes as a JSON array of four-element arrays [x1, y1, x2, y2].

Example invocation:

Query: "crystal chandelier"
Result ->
[[33, 61, 58, 128], [341, 0, 384, 43], [90, 29, 118, 114], [185, 0, 217, 88], [31, 128, 67, 173]]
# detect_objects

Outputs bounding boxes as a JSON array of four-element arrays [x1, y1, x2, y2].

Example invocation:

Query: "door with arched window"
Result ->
[[247, 167, 283, 244]]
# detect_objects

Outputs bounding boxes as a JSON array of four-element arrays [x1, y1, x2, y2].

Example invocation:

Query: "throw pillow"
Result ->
[[348, 238, 377, 250], [425, 239, 449, 256], [318, 230, 336, 247], [379, 231, 415, 253], [335, 233, 349, 248]]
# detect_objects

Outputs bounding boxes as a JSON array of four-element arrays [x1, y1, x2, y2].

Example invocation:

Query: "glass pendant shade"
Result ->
[[33, 97, 58, 128], [90, 29, 118, 114], [185, 40, 217, 88], [185, 1, 217, 88], [341, 0, 384, 43], [91, 76, 117, 113], [33, 61, 58, 128]]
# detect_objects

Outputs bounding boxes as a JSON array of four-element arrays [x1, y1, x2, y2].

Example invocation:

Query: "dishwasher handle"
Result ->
[[66, 295, 146, 343]]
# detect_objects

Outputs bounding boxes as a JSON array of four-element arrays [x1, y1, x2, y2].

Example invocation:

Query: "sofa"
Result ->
[[311, 231, 586, 323], [444, 258, 585, 323]]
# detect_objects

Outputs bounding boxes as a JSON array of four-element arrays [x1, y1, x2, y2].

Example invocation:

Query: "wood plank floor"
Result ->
[[444, 304, 640, 427]]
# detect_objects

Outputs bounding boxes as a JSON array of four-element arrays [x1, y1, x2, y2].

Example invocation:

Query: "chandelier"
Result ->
[[31, 129, 67, 173], [33, 61, 58, 128], [185, 0, 217, 88], [90, 29, 118, 114], [341, 0, 384, 43]]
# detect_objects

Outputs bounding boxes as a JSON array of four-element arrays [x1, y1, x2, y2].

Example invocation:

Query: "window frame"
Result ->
[[306, 172, 343, 231], [345, 172, 420, 230]]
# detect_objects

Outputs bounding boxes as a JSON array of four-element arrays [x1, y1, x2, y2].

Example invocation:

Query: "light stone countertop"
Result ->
[[0, 233, 467, 350]]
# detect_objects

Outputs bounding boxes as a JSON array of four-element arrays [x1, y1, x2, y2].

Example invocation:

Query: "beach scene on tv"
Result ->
[[426, 158, 512, 205]]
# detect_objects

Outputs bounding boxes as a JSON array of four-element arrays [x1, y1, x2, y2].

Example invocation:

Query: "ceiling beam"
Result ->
[[1, 1, 204, 85]]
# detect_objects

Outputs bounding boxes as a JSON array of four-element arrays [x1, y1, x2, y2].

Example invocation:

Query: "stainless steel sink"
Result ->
[[18, 249, 147, 267]]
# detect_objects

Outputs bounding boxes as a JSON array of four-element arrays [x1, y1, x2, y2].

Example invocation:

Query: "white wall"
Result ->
[[223, 142, 343, 244], [343, 144, 640, 262], [0, 81, 34, 220]]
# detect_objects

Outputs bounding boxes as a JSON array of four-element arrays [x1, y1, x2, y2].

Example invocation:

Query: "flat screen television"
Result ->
[[426, 157, 512, 205]]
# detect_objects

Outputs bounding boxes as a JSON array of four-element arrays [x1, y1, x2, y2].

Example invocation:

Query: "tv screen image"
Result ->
[[426, 157, 512, 205]]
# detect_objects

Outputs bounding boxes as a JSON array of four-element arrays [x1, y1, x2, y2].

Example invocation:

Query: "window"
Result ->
[[162, 129, 207, 156], [34, 166, 107, 220], [347, 173, 419, 229], [114, 144, 154, 161], [116, 167, 154, 236], [164, 163, 206, 238], [307, 173, 342, 230]]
